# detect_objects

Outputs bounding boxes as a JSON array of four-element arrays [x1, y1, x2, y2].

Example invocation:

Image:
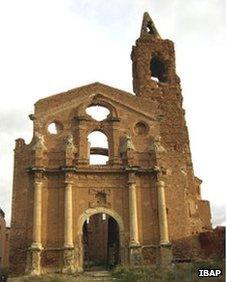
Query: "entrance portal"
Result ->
[[82, 213, 120, 270]]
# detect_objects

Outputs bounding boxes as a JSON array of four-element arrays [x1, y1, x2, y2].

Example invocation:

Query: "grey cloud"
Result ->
[[212, 204, 226, 227], [0, 109, 30, 133]]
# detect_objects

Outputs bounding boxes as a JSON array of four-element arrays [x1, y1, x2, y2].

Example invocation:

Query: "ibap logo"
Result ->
[[198, 269, 222, 277]]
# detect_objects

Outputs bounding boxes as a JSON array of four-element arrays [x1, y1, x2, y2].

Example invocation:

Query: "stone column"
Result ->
[[156, 179, 172, 267], [26, 174, 43, 276], [128, 181, 139, 246], [62, 175, 75, 274], [128, 172, 142, 265], [64, 181, 74, 248], [156, 180, 169, 245], [31, 180, 43, 249]]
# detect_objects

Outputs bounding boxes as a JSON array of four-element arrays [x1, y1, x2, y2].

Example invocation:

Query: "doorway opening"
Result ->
[[82, 213, 120, 271]]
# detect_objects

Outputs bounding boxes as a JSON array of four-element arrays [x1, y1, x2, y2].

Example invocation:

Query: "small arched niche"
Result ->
[[86, 105, 110, 121], [150, 56, 167, 83], [88, 131, 109, 165]]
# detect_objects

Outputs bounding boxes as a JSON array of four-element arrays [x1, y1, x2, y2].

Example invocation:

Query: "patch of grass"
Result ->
[[112, 265, 157, 282], [112, 260, 225, 282], [8, 274, 78, 282], [8, 260, 225, 282]]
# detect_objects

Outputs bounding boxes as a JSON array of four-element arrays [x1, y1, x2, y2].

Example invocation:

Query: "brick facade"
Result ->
[[10, 13, 219, 276]]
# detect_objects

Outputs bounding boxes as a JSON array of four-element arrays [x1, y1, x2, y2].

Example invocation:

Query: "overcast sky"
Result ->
[[0, 0, 225, 226]]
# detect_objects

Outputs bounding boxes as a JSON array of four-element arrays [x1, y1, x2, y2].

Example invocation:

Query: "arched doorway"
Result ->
[[77, 208, 125, 272], [83, 213, 120, 270]]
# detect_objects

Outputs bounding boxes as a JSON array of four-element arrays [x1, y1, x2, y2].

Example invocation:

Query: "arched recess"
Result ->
[[77, 207, 125, 271]]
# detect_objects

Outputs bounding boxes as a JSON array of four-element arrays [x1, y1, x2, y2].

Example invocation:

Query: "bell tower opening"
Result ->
[[82, 213, 120, 271], [150, 56, 167, 83]]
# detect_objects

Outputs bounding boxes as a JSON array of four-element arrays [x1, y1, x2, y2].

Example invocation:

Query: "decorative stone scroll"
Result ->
[[149, 136, 166, 154], [120, 134, 135, 153], [120, 134, 137, 166], [32, 132, 47, 167], [15, 138, 25, 150], [65, 134, 77, 166], [89, 188, 111, 208], [32, 132, 47, 151]]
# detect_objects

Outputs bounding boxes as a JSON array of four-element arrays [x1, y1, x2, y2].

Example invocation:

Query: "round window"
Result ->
[[86, 105, 110, 121], [47, 121, 63, 135]]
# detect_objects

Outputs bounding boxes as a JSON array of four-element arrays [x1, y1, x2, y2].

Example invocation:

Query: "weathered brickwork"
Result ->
[[10, 12, 221, 276], [0, 208, 10, 268]]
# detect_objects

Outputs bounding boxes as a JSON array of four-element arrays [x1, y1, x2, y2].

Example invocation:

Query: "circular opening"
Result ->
[[86, 105, 110, 121], [134, 122, 149, 135], [47, 122, 62, 135]]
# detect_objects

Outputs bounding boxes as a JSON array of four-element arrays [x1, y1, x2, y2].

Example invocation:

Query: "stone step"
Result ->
[[84, 271, 111, 277], [81, 271, 116, 281]]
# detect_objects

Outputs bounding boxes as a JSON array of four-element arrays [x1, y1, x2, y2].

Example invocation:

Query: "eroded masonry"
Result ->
[[10, 13, 218, 275]]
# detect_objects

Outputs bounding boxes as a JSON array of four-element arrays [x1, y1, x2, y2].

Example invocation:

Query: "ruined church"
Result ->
[[10, 13, 213, 275]]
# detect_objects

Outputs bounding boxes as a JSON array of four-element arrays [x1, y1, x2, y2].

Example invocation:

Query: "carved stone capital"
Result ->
[[65, 172, 74, 185], [127, 171, 137, 185], [34, 170, 46, 183], [156, 180, 165, 188]]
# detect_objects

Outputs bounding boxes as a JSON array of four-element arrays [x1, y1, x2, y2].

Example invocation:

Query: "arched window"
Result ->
[[88, 131, 109, 165], [150, 56, 167, 82]]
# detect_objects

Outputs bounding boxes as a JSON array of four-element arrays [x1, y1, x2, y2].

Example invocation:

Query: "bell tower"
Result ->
[[131, 12, 180, 99], [131, 12, 212, 246]]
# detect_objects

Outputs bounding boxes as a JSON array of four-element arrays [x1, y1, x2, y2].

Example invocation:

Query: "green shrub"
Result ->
[[0, 267, 8, 282], [112, 265, 153, 281]]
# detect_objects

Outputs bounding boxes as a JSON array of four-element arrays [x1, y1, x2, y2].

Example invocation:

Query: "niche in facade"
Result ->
[[88, 131, 109, 165]]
